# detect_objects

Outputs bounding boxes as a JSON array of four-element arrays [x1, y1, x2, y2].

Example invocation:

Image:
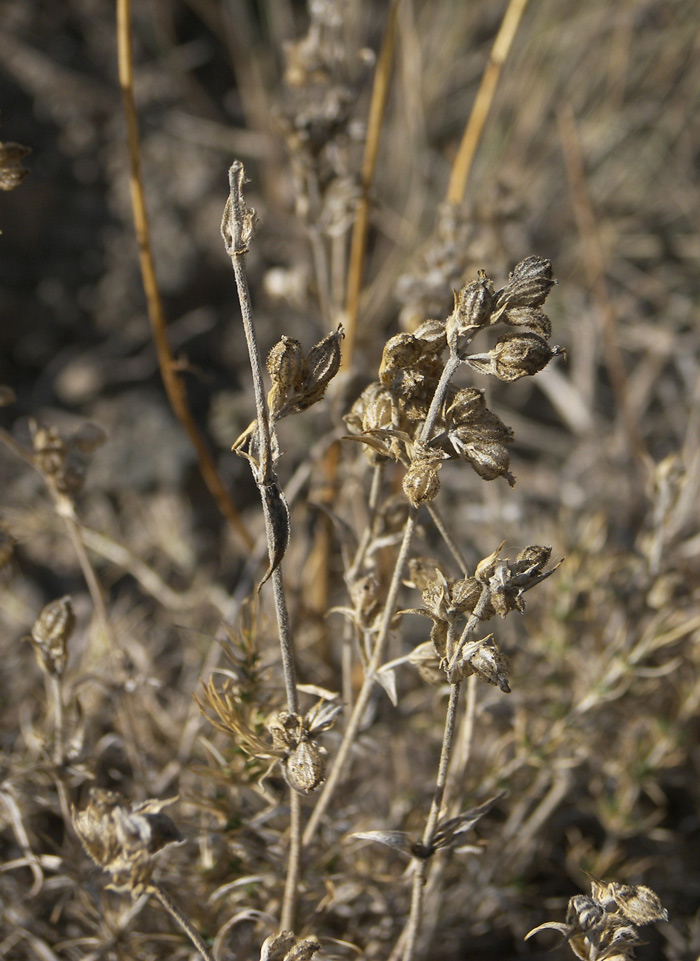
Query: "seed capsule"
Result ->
[[30, 595, 75, 677], [285, 740, 326, 794]]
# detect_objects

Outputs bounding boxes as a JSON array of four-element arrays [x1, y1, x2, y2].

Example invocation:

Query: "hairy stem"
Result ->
[[281, 790, 303, 931], [49, 674, 63, 767], [223, 161, 302, 921], [151, 883, 215, 961], [401, 682, 462, 961]]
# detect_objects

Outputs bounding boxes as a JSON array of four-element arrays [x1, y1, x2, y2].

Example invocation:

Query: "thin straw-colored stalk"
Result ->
[[445, 0, 530, 206], [343, 0, 401, 368], [115, 0, 253, 551]]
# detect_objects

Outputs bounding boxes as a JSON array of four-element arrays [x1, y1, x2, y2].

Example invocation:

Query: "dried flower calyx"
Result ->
[[28, 595, 75, 678], [267, 325, 344, 421], [30, 419, 106, 497], [72, 790, 182, 896], [259, 930, 320, 961], [267, 702, 341, 795], [526, 876, 668, 960]]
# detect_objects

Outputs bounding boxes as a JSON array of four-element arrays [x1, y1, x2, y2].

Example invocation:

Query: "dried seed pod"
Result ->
[[30, 595, 75, 677], [72, 790, 182, 896], [513, 545, 552, 576], [31, 423, 67, 480], [450, 576, 483, 615], [446, 271, 494, 356], [495, 255, 555, 311], [349, 573, 382, 629], [406, 557, 443, 592], [412, 318, 447, 355], [298, 324, 344, 409], [567, 895, 606, 933], [421, 569, 453, 622], [379, 333, 423, 388], [463, 635, 510, 692], [450, 429, 515, 487], [465, 332, 565, 382], [501, 305, 552, 339], [267, 336, 305, 418], [259, 931, 297, 961], [407, 641, 444, 685], [284, 937, 321, 961], [402, 458, 441, 507], [285, 740, 326, 794], [267, 710, 303, 752]]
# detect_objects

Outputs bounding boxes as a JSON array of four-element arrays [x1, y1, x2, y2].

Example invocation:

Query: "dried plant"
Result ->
[[1, 2, 697, 961]]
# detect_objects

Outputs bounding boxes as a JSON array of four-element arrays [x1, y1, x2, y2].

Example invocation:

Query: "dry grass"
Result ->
[[1, 1, 699, 960]]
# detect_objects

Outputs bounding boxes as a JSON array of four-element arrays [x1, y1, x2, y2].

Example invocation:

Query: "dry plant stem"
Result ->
[[343, 0, 401, 368], [115, 0, 253, 551], [401, 682, 462, 961], [303, 509, 417, 845], [58, 501, 113, 646], [343, 463, 385, 706], [348, 462, 385, 582], [151, 883, 215, 961], [224, 163, 274, 473], [48, 675, 63, 766], [224, 161, 303, 924], [446, 673, 478, 812], [422, 355, 461, 443], [281, 790, 302, 931], [426, 503, 469, 576], [305, 358, 461, 844], [445, 0, 530, 206]]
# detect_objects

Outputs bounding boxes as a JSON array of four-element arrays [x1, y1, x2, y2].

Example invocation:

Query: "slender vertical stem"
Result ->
[[401, 683, 462, 961], [343, 0, 401, 367], [281, 790, 302, 930], [49, 675, 63, 767], [272, 568, 299, 715], [445, 0, 530, 206], [223, 162, 303, 924], [116, 0, 253, 549], [303, 509, 417, 846], [151, 883, 215, 961]]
